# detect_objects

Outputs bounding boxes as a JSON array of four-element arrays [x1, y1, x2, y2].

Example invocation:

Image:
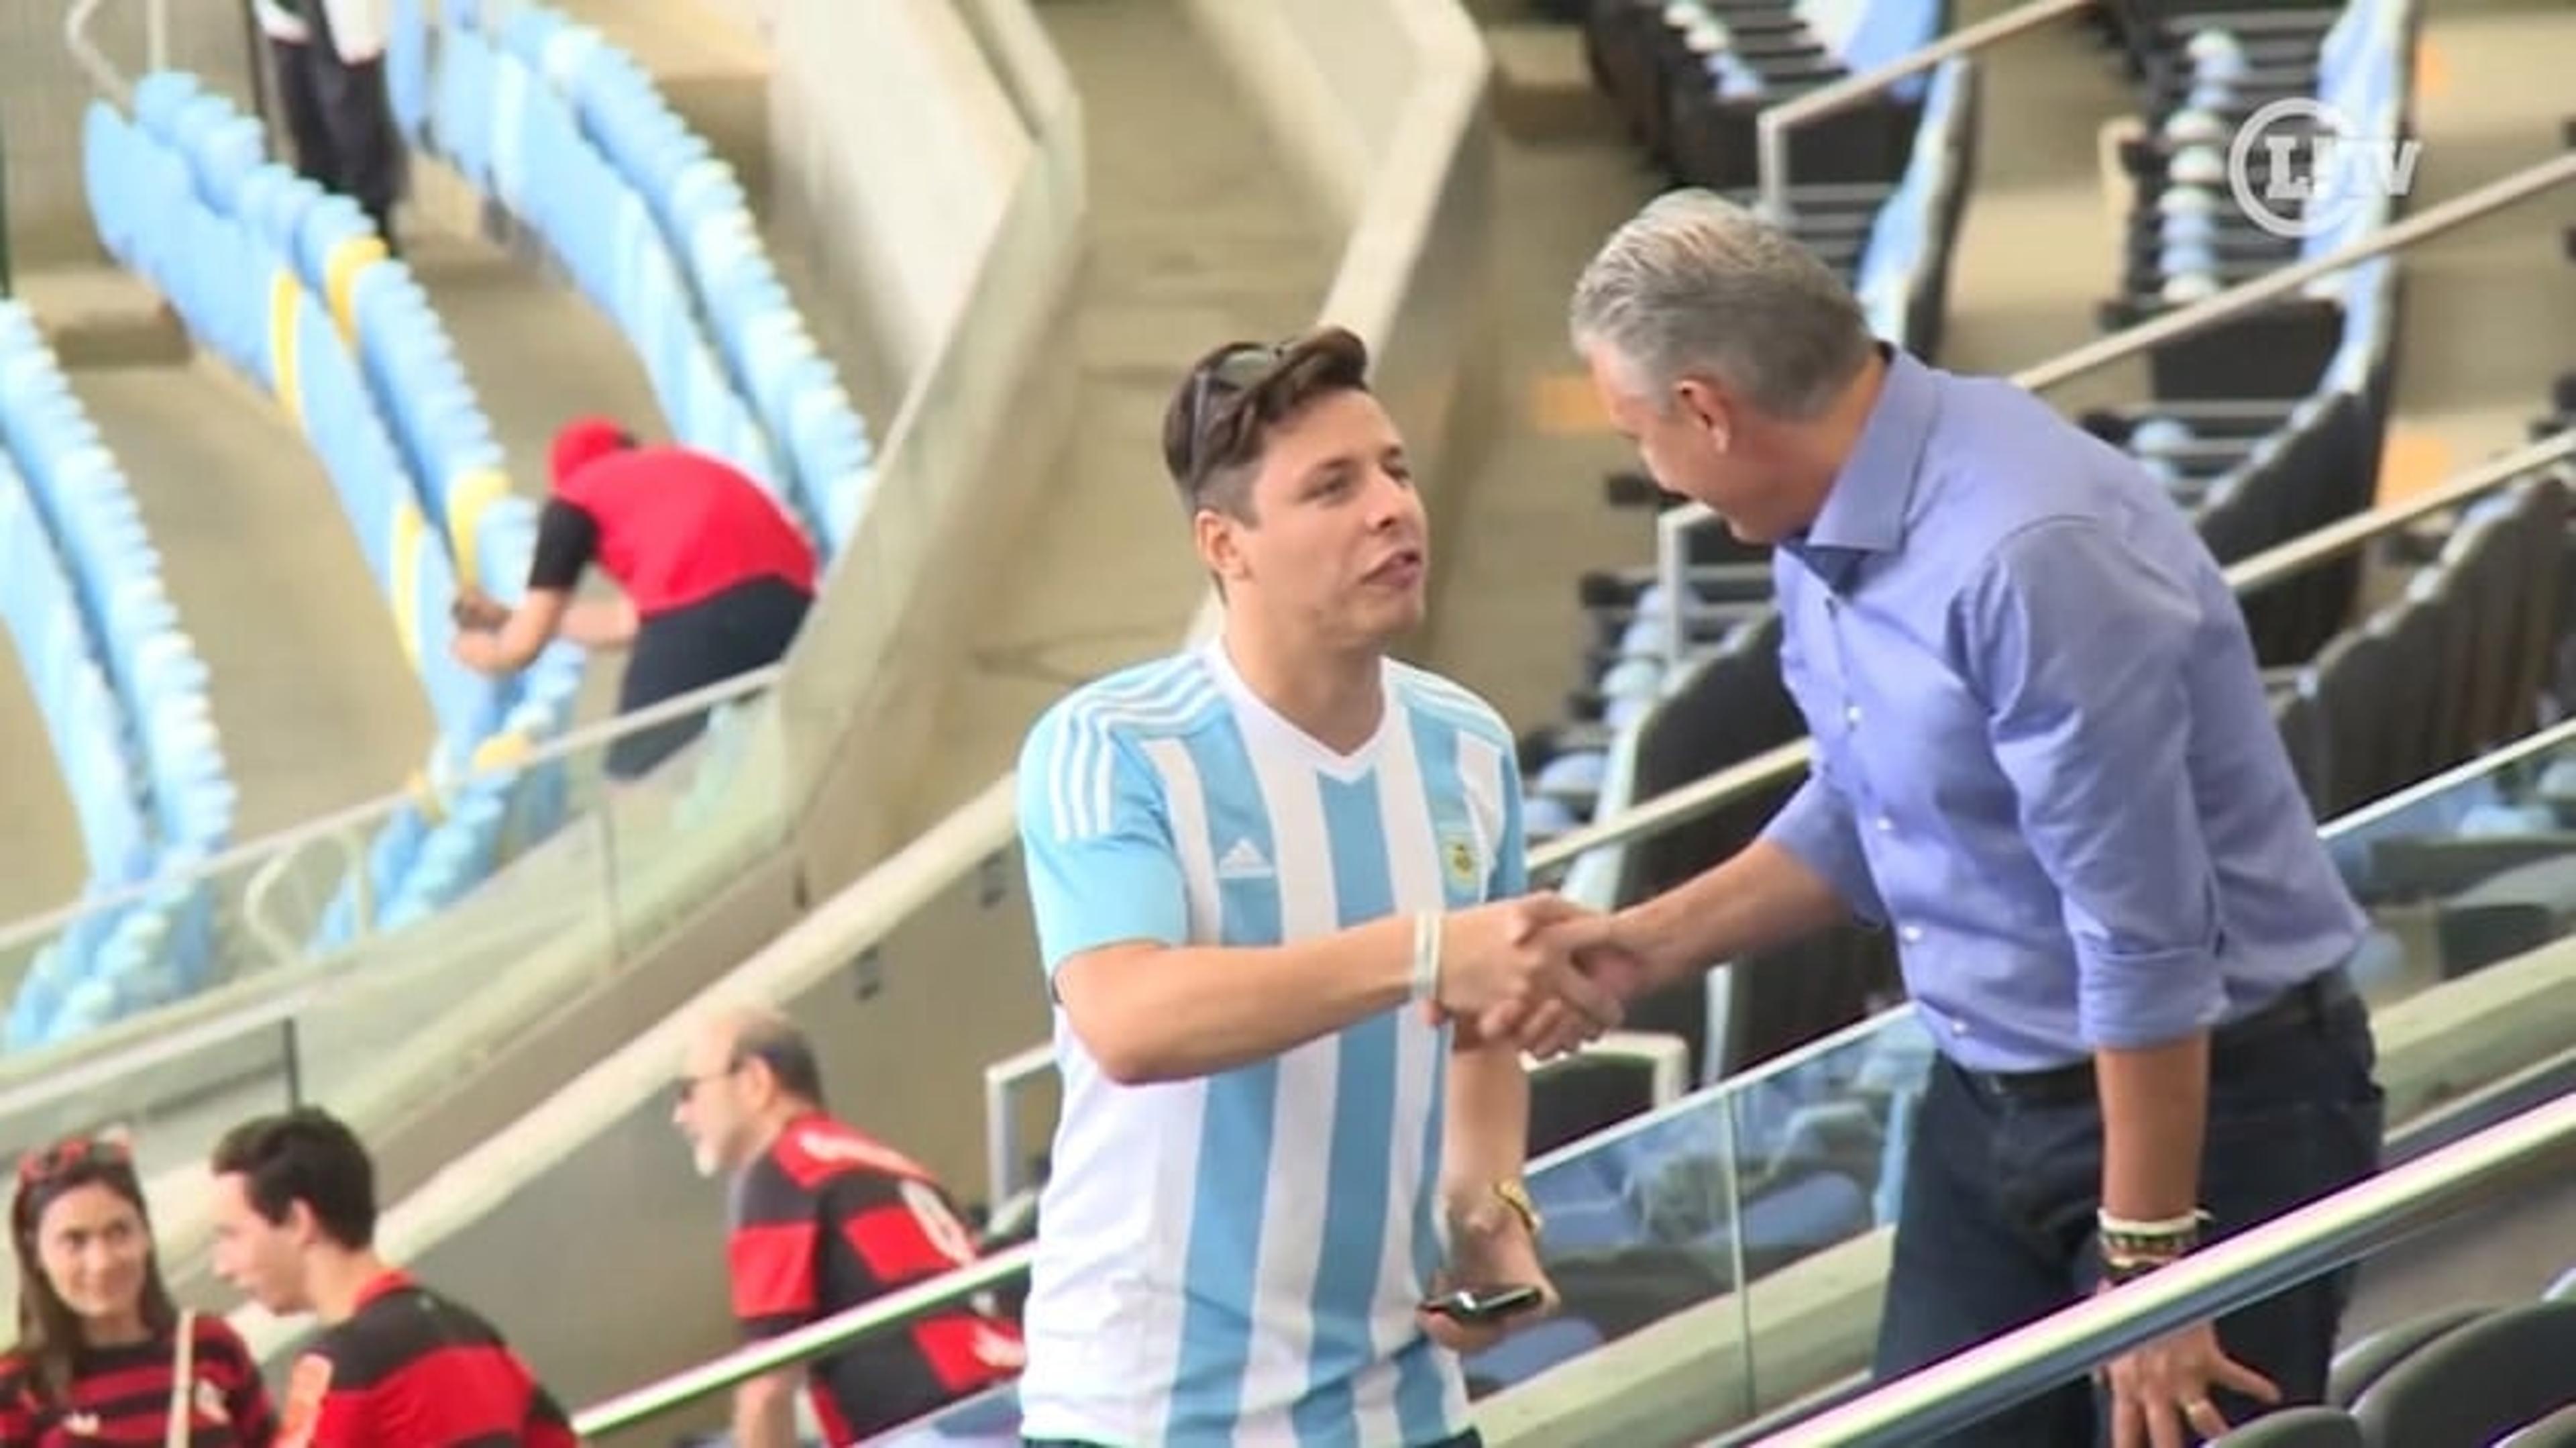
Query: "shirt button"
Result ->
[[1876, 815, 1896, 833], [1844, 704, 1863, 727], [1951, 1017, 1971, 1035], [1901, 925, 1924, 943]]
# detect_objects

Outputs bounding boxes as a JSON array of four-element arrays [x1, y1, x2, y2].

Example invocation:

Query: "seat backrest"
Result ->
[[2353, 1300, 2576, 1446], [2327, 1304, 2491, 1406], [2210, 1405, 2363, 1447], [2362, 594, 2442, 798], [2502, 1400, 2576, 1447]]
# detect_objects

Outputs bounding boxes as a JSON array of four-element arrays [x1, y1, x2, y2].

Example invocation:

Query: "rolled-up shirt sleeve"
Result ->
[[1761, 772, 1887, 925], [1960, 517, 2225, 1050]]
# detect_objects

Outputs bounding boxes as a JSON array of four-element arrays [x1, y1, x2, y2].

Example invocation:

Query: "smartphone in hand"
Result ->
[[1422, 1284, 1544, 1327]]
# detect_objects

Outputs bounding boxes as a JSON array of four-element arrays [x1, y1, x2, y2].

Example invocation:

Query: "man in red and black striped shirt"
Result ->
[[207, 1108, 577, 1448], [673, 1006, 1024, 1446]]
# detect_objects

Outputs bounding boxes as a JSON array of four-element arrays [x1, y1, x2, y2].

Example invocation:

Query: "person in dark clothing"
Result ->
[[251, 0, 404, 251], [451, 417, 818, 780], [672, 1005, 1024, 1447], [206, 1108, 576, 1448], [1, 1132, 277, 1447]]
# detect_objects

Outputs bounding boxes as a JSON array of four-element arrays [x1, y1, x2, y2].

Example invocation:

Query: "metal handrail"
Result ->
[[571, 972, 2576, 1440], [0, 662, 783, 958], [566, 709, 2576, 1436], [1661, 149, 2576, 657], [1756, 1090, 2576, 1444], [0, 664, 786, 1123], [570, 1243, 1035, 1437], [1754, 0, 2094, 221], [1551, 427, 2576, 878], [62, 0, 166, 110]]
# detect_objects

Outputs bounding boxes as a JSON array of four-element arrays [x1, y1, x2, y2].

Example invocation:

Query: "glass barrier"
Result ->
[[570, 718, 2576, 1445], [0, 674, 788, 1176]]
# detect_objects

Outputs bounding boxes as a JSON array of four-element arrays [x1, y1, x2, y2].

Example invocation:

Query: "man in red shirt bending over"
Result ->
[[206, 1108, 576, 1448], [672, 1005, 1024, 1446], [452, 417, 817, 780]]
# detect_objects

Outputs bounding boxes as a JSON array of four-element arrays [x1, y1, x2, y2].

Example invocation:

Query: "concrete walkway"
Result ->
[[902, 0, 1343, 828], [66, 352, 433, 839]]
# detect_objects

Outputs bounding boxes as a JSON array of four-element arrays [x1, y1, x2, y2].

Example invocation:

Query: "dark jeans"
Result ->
[[1014, 1422, 1483, 1432], [268, 3, 405, 248], [608, 576, 810, 780], [1873, 977, 2384, 1446], [1028, 1433, 1483, 1448]]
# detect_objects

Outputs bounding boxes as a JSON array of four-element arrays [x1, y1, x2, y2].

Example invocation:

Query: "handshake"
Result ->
[[1421, 893, 1659, 1060]]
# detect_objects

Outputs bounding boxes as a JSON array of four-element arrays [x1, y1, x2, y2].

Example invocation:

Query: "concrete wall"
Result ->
[[301, 0, 1507, 1430], [764, 0, 1032, 384], [774, 0, 1085, 890], [2, 0, 264, 266]]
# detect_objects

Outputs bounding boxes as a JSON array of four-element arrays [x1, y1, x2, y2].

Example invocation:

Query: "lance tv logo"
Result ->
[[2226, 97, 2422, 240]]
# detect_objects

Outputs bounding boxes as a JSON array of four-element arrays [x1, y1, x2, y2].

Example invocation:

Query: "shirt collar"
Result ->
[[1788, 346, 1939, 584], [353, 1269, 415, 1312]]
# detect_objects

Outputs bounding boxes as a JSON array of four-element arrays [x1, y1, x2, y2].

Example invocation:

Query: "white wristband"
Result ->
[[1410, 911, 1443, 1004], [2097, 1209, 2205, 1237]]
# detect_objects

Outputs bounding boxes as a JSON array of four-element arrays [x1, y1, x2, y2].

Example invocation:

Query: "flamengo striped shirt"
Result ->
[[727, 1113, 1026, 1443], [1012, 642, 1529, 1447], [275, 1271, 575, 1448], [0, 1313, 277, 1447]]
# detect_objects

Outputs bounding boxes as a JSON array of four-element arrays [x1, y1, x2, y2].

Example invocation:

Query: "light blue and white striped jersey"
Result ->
[[1012, 641, 1529, 1448]]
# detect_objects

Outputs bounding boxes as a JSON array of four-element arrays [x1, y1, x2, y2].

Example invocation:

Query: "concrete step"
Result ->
[[547, 0, 776, 201], [9, 262, 191, 368], [64, 355, 434, 837], [1485, 21, 1626, 145]]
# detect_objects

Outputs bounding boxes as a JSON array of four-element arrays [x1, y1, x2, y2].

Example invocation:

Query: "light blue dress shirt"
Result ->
[[1763, 348, 2369, 1073]]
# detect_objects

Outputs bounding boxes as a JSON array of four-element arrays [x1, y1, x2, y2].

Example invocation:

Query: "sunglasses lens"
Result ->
[[1213, 345, 1277, 387]]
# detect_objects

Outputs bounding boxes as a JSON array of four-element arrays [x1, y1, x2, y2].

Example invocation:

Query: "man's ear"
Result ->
[[1672, 376, 1738, 454], [1194, 508, 1250, 586]]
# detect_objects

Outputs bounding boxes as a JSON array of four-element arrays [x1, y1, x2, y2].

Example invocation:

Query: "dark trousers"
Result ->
[[1873, 976, 2384, 1446], [1028, 1435, 1482, 1448], [1030, 1422, 1494, 1432], [268, 7, 404, 248], [608, 577, 811, 780]]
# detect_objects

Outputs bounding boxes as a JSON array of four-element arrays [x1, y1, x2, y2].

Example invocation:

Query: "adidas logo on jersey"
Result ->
[[1216, 837, 1273, 880]]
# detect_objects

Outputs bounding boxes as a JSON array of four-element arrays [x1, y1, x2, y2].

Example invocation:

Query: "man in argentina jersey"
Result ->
[[1012, 327, 1628, 1447]]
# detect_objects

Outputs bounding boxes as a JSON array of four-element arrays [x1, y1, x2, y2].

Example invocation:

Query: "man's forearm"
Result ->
[[1061, 917, 1415, 1084], [732, 1369, 800, 1448], [2095, 1033, 2210, 1222], [1620, 840, 1848, 988], [1442, 1037, 1531, 1214]]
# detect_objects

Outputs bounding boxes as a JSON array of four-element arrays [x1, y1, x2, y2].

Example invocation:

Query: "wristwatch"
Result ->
[[1491, 1179, 1544, 1242]]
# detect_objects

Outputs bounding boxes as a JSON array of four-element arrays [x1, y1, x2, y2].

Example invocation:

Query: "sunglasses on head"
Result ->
[[16, 1134, 131, 1191], [1181, 341, 1291, 490]]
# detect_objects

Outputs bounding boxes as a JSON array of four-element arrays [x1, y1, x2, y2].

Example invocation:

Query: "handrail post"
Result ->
[[1646, 152, 2576, 730], [1755, 0, 2094, 221], [1570, 429, 2575, 878], [63, 0, 136, 109], [1, 102, 13, 299]]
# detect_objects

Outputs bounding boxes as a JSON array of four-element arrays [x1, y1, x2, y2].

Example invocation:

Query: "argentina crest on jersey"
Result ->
[[1434, 813, 1487, 906]]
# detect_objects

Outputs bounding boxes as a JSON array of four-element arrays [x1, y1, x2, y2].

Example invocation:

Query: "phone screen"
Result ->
[[1425, 1284, 1543, 1324]]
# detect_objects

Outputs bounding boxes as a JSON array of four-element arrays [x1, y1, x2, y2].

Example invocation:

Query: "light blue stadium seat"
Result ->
[[1537, 752, 1609, 801]]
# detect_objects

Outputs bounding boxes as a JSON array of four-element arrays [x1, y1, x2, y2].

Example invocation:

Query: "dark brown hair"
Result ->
[[9, 1135, 179, 1408], [1159, 326, 1375, 519], [209, 1107, 377, 1251]]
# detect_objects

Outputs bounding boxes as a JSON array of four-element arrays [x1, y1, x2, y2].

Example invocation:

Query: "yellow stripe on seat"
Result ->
[[407, 767, 447, 827], [322, 233, 388, 344], [472, 729, 533, 775], [443, 468, 513, 588], [267, 271, 305, 427], [390, 499, 427, 673]]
